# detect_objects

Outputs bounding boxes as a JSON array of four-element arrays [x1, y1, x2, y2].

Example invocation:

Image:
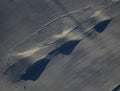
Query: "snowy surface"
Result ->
[[0, 0, 120, 91]]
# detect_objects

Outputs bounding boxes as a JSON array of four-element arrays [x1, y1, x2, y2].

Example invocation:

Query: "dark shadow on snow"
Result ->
[[15, 18, 111, 82], [112, 84, 120, 91], [4, 58, 32, 82], [18, 40, 80, 81], [19, 58, 50, 81], [94, 19, 112, 33], [7, 19, 112, 82]]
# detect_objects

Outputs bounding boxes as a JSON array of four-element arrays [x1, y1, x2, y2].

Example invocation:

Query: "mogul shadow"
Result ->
[[94, 19, 112, 33], [112, 84, 120, 91], [17, 19, 112, 82], [18, 40, 81, 81]]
